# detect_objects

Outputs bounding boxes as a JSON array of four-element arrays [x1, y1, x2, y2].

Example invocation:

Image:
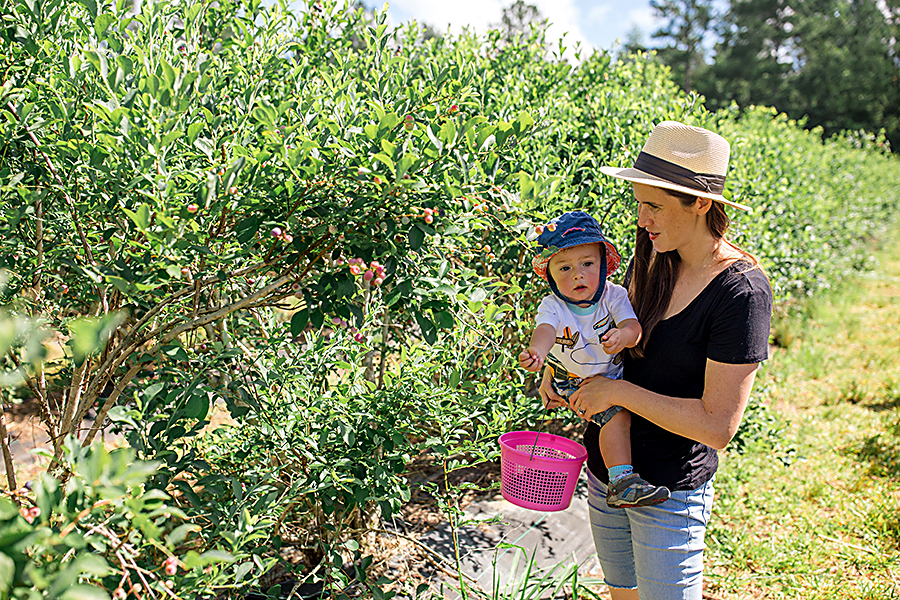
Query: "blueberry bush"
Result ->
[[2, 0, 899, 597]]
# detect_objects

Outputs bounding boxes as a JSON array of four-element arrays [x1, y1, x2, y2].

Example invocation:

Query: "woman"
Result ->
[[540, 121, 773, 599]]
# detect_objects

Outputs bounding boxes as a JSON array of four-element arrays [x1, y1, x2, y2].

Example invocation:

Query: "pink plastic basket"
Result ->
[[499, 431, 587, 512]]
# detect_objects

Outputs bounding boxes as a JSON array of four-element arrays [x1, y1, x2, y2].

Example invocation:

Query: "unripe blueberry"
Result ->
[[535, 225, 544, 235], [363, 270, 374, 281], [165, 556, 178, 575], [187, 203, 199, 213], [181, 267, 190, 277], [271, 227, 283, 238], [354, 332, 365, 342], [425, 215, 433, 224], [113, 588, 126, 600], [328, 224, 338, 234], [373, 277, 383, 286], [449, 104, 459, 113], [229, 186, 237, 195], [547, 222, 557, 231], [401, 216, 410, 225], [349, 265, 360, 275], [404, 114, 414, 122], [424, 208, 433, 216], [331, 316, 342, 325], [404, 122, 414, 131], [282, 233, 293, 243], [291, 282, 301, 291]]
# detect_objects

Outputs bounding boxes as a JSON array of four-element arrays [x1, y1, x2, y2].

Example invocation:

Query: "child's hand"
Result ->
[[601, 328, 627, 354], [518, 348, 545, 372]]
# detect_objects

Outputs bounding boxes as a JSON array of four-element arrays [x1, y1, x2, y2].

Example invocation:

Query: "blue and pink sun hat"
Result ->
[[531, 211, 622, 306]]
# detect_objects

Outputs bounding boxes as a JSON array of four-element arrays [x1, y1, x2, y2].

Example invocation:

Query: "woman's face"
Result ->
[[633, 183, 705, 254], [548, 243, 603, 302]]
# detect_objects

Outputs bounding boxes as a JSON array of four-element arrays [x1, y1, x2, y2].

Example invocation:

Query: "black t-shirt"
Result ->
[[584, 260, 773, 490]]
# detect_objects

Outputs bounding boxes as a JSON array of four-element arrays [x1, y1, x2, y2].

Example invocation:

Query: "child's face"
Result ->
[[548, 243, 603, 303]]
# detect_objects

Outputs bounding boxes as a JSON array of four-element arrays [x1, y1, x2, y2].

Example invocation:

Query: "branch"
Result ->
[[81, 363, 141, 447], [0, 395, 17, 491]]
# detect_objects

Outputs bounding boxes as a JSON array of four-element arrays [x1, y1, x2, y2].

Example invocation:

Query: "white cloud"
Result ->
[[383, 0, 592, 59], [384, 0, 504, 33], [627, 6, 662, 35]]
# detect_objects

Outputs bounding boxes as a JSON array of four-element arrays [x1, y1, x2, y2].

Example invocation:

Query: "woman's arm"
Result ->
[[568, 359, 759, 450]]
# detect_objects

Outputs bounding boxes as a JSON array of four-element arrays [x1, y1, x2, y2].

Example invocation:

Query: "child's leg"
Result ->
[[599, 409, 670, 509], [598, 408, 631, 469]]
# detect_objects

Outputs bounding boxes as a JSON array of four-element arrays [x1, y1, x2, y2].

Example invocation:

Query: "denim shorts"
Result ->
[[586, 469, 715, 599]]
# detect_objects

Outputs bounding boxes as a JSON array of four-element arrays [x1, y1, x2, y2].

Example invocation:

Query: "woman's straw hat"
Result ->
[[599, 121, 750, 211]]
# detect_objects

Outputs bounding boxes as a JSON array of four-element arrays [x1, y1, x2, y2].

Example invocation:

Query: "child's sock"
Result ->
[[608, 464, 633, 484]]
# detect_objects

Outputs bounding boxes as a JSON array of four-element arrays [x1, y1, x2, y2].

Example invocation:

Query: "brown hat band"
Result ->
[[634, 152, 726, 195]]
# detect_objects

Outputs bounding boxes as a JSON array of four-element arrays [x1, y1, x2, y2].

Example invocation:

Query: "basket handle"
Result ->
[[528, 402, 551, 461]]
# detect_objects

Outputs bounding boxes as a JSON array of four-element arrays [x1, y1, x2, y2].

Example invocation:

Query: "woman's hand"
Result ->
[[568, 376, 622, 421], [538, 366, 567, 410]]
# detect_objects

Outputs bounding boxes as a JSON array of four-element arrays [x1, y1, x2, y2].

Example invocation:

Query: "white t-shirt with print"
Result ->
[[535, 281, 638, 384]]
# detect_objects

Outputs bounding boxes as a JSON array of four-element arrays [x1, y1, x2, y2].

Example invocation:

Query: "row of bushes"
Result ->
[[2, 0, 899, 597]]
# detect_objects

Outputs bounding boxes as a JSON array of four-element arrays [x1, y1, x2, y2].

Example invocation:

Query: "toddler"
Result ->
[[518, 211, 669, 508]]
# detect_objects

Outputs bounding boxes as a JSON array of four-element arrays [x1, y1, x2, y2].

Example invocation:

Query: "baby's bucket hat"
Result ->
[[532, 211, 621, 306], [599, 121, 750, 212]]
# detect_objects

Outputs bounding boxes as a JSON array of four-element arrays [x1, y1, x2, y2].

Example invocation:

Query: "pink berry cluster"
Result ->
[[533, 222, 558, 235], [19, 506, 40, 524], [347, 258, 385, 286], [327, 316, 366, 343], [164, 555, 179, 576], [270, 226, 293, 244], [421, 208, 435, 224]]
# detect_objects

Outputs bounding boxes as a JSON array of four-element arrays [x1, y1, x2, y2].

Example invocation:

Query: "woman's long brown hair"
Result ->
[[627, 189, 758, 358]]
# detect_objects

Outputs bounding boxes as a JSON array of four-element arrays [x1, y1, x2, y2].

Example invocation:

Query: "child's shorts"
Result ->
[[551, 379, 623, 429]]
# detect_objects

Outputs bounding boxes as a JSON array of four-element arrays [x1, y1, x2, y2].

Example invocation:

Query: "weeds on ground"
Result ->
[[707, 246, 900, 600]]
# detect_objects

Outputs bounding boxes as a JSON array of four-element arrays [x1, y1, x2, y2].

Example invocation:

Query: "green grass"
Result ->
[[707, 242, 900, 600]]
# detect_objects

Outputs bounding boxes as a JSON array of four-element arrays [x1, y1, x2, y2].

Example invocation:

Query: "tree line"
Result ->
[[634, 0, 900, 151], [495, 0, 900, 152]]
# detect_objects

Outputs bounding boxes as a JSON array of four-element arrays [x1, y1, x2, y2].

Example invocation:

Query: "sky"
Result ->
[[375, 0, 664, 56]]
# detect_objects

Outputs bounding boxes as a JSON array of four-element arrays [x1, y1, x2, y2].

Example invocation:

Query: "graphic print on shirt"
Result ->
[[546, 354, 581, 399], [558, 312, 619, 371], [592, 314, 624, 366], [555, 327, 580, 351]]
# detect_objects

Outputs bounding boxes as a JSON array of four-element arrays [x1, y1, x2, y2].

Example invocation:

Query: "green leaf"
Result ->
[[184, 392, 209, 420], [414, 311, 437, 345], [373, 152, 394, 174], [425, 124, 443, 153], [408, 225, 425, 251], [60, 584, 111, 600], [94, 13, 115, 39], [194, 137, 213, 161], [159, 59, 176, 91], [79, 0, 97, 18], [290, 309, 309, 337], [187, 121, 205, 143], [123, 203, 150, 230], [0, 553, 14, 594], [378, 112, 400, 135], [514, 110, 534, 134]]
